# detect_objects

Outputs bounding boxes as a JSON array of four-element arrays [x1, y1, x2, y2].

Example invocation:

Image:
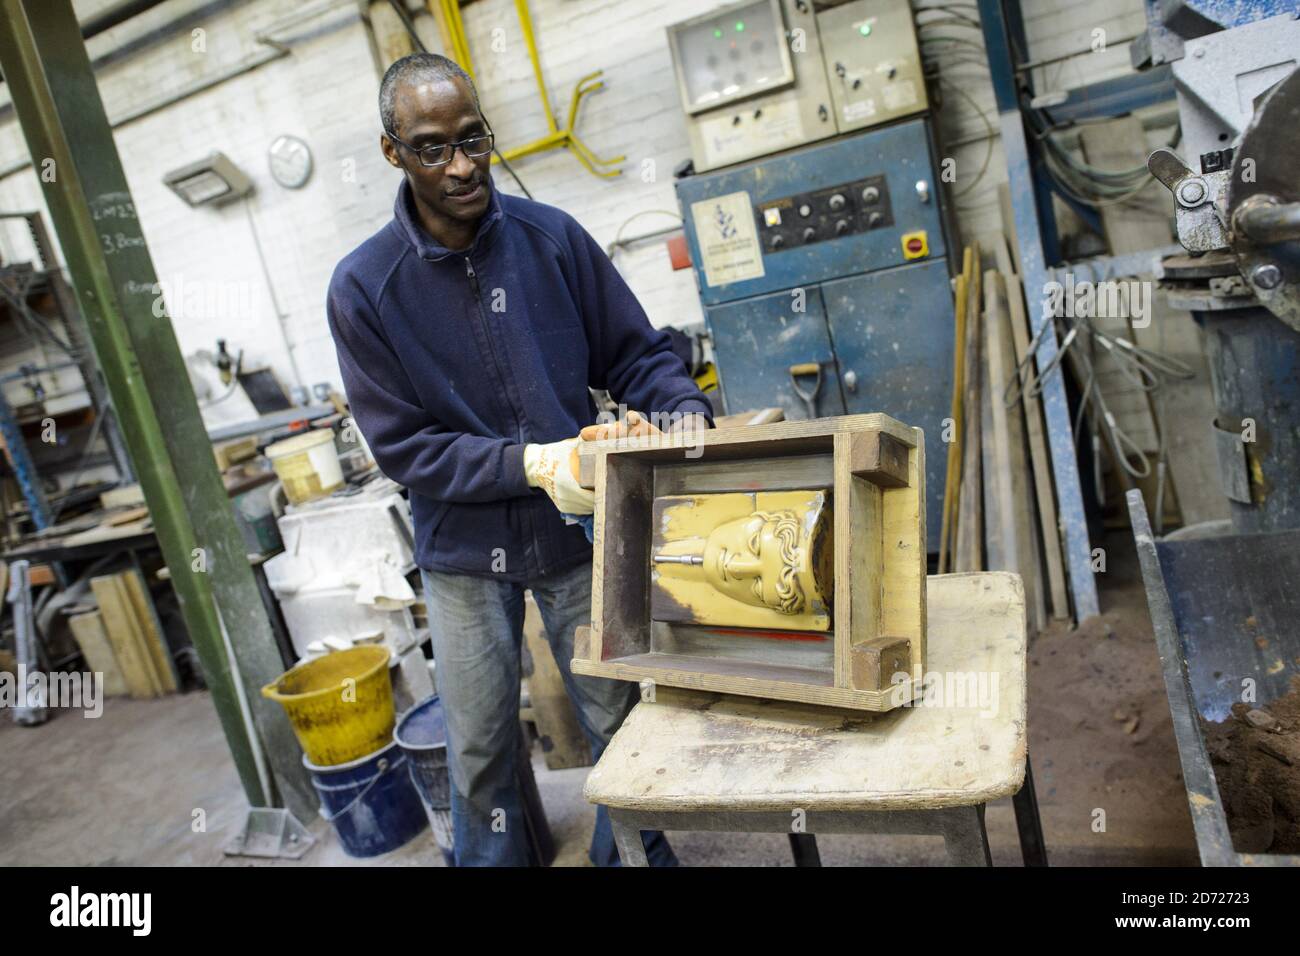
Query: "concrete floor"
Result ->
[[0, 531, 1199, 867]]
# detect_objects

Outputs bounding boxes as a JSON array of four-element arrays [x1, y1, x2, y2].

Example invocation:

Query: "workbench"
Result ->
[[584, 572, 1042, 865]]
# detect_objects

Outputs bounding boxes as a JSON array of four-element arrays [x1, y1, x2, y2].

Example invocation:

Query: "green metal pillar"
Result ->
[[0, 0, 315, 821]]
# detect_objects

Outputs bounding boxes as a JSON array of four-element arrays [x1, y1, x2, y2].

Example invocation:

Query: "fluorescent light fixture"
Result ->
[[163, 152, 253, 207]]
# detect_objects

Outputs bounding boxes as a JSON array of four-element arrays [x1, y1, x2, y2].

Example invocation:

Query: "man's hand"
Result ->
[[523, 437, 594, 515], [579, 409, 711, 442], [579, 409, 659, 442]]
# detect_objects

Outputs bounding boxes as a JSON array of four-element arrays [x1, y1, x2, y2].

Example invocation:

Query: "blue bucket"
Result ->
[[304, 739, 427, 858], [395, 695, 455, 862]]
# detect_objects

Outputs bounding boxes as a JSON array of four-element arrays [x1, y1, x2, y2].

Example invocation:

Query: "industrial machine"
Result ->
[[1128, 4, 1300, 865], [1143, 10, 1300, 534], [668, 0, 953, 548]]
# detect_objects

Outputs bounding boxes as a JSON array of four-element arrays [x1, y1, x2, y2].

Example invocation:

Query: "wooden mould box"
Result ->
[[572, 414, 926, 711]]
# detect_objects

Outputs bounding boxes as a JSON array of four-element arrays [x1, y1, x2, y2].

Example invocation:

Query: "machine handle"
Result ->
[[789, 362, 820, 377]]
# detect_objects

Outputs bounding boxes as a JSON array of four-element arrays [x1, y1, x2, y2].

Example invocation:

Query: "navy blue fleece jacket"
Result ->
[[327, 178, 713, 582]]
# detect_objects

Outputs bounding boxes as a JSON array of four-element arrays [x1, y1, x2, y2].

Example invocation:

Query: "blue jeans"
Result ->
[[420, 560, 677, 867]]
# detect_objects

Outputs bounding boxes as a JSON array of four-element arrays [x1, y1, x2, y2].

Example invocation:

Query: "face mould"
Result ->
[[381, 75, 492, 240], [700, 510, 805, 614]]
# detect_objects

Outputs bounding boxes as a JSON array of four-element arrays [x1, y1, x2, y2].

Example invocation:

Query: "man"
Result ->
[[326, 52, 712, 866]]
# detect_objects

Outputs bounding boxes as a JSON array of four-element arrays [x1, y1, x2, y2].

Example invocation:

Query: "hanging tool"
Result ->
[[789, 362, 823, 420]]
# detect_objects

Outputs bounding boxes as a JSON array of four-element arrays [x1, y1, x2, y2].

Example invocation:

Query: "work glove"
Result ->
[[579, 409, 660, 442], [524, 437, 594, 515], [579, 409, 711, 442]]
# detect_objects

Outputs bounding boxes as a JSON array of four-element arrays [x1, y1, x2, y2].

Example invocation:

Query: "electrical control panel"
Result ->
[[754, 175, 893, 253], [667, 0, 836, 172], [668, 0, 927, 172], [677, 118, 945, 304], [817, 0, 928, 132]]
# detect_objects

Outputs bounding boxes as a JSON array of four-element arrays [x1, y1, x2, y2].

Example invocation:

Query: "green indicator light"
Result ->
[[859, 23, 872, 36], [735, 20, 745, 31], [714, 28, 722, 38]]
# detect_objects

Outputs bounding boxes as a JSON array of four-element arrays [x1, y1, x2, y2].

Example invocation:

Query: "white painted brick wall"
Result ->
[[0, 0, 1152, 419]]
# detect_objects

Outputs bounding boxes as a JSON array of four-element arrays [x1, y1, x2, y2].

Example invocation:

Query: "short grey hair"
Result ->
[[379, 53, 480, 136]]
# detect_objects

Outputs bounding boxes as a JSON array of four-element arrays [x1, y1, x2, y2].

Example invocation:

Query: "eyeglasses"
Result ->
[[386, 129, 495, 167]]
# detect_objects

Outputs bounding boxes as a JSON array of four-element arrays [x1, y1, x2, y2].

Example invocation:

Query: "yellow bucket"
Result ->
[[262, 645, 395, 766]]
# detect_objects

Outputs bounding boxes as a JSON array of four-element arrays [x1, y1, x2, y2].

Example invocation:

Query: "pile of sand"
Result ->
[[1202, 676, 1300, 854]]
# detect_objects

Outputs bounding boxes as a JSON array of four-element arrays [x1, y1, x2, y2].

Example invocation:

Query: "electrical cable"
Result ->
[[606, 209, 683, 258]]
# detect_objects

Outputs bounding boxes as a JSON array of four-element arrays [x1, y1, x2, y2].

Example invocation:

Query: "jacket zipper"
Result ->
[[464, 256, 545, 572]]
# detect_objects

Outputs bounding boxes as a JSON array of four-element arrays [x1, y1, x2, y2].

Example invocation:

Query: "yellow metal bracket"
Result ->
[[430, 0, 624, 178]]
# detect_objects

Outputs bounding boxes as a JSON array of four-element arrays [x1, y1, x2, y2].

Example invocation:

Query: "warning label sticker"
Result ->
[[690, 191, 765, 288]]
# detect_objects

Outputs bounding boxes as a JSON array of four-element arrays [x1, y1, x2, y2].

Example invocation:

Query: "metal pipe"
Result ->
[[516, 0, 556, 133], [1236, 200, 1300, 245], [79, 0, 171, 39], [652, 554, 703, 565]]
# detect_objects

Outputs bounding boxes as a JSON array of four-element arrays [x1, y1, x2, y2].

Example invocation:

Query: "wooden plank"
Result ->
[[850, 636, 912, 692], [954, 247, 983, 571], [879, 430, 926, 681], [712, 407, 784, 429], [121, 568, 179, 694], [212, 435, 258, 471], [834, 434, 882, 690], [90, 573, 159, 699], [571, 652, 917, 711], [938, 256, 969, 573], [578, 412, 916, 488], [994, 236, 1070, 620], [847, 429, 910, 488], [67, 611, 129, 697], [99, 483, 144, 509], [105, 505, 149, 526], [652, 454, 832, 496], [522, 595, 592, 771], [590, 454, 653, 662], [982, 271, 1048, 635]]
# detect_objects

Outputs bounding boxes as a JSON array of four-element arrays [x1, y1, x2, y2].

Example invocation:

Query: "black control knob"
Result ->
[[834, 219, 850, 236], [868, 212, 883, 228], [798, 203, 812, 218], [771, 235, 785, 250], [829, 193, 847, 211], [802, 227, 817, 242], [861, 186, 880, 204]]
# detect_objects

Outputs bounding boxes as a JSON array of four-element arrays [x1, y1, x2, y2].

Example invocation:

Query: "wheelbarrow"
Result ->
[[1128, 490, 1300, 866]]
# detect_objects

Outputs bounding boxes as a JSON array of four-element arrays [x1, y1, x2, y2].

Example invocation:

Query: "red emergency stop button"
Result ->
[[901, 230, 929, 260]]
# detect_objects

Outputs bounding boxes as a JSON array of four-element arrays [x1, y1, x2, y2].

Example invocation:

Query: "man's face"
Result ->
[[381, 75, 492, 224]]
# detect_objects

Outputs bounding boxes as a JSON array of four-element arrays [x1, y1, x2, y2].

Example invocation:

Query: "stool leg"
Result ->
[[788, 833, 822, 867], [1012, 756, 1049, 866], [941, 805, 992, 866], [609, 811, 649, 867]]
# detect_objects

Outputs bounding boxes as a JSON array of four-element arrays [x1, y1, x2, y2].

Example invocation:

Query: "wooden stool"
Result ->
[[584, 573, 1045, 866]]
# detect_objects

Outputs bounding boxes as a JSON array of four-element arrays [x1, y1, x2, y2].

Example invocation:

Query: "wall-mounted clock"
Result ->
[[268, 134, 313, 189]]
